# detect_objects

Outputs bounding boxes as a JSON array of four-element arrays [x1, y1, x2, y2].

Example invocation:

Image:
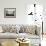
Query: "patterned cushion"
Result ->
[[10, 25, 17, 33], [2, 25, 18, 33], [35, 25, 41, 36], [24, 25, 36, 35], [19, 25, 25, 33]]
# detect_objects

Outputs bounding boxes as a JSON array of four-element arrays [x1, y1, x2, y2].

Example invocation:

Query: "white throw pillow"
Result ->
[[0, 26, 3, 33]]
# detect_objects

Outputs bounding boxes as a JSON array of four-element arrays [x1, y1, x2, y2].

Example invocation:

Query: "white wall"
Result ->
[[0, 0, 27, 24], [0, 0, 45, 24], [0, 0, 46, 33]]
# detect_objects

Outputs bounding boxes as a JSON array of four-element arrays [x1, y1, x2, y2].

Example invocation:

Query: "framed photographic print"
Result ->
[[4, 8, 16, 18]]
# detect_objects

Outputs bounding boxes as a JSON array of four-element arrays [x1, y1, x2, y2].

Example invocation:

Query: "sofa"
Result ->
[[0, 24, 41, 39], [0, 24, 41, 45]]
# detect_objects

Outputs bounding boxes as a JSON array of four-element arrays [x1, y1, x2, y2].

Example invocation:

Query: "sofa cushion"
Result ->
[[2, 25, 18, 33], [19, 25, 25, 33], [24, 25, 36, 35]]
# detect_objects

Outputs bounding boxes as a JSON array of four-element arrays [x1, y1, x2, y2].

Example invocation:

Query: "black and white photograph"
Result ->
[[4, 8, 16, 18]]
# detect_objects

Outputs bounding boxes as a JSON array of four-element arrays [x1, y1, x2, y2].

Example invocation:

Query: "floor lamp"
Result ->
[[41, 14, 43, 40]]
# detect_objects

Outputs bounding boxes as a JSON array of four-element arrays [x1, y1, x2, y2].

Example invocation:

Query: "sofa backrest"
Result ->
[[0, 24, 41, 36]]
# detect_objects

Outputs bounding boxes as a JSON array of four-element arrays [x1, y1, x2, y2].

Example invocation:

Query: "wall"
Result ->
[[0, 0, 46, 33], [0, 0, 45, 24], [0, 0, 27, 24]]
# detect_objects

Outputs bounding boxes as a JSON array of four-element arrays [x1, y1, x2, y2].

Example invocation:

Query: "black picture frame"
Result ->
[[4, 8, 16, 18]]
